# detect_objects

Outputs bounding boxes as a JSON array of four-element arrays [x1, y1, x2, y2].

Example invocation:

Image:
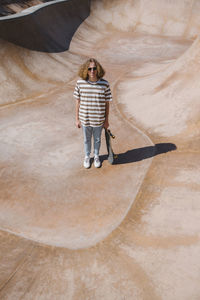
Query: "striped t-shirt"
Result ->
[[73, 78, 112, 127]]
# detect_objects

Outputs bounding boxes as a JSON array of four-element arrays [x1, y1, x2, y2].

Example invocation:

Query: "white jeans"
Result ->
[[82, 125, 103, 157]]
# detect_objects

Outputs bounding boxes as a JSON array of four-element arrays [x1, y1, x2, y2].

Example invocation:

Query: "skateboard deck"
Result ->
[[105, 128, 117, 164]]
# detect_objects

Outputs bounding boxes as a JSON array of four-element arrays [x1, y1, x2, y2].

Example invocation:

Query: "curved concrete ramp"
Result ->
[[0, 0, 90, 52], [0, 90, 154, 249], [0, 0, 200, 299]]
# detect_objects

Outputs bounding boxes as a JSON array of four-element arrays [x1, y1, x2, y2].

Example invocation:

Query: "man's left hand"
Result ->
[[104, 120, 109, 129]]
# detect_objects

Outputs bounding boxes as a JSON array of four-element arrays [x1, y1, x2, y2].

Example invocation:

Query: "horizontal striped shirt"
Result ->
[[74, 78, 112, 127]]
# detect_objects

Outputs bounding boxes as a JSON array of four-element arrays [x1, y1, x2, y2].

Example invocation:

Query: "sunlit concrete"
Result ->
[[0, 0, 200, 299]]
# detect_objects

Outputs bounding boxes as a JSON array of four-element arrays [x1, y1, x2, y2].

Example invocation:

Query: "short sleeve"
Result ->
[[105, 84, 112, 102], [74, 82, 80, 99]]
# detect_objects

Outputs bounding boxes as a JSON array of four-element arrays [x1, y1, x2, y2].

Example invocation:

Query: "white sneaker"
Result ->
[[83, 156, 90, 169], [94, 156, 101, 168]]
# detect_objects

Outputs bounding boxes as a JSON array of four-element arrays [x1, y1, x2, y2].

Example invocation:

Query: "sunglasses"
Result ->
[[88, 67, 97, 71]]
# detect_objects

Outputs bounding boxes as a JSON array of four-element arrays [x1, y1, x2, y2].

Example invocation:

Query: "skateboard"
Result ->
[[104, 128, 117, 164]]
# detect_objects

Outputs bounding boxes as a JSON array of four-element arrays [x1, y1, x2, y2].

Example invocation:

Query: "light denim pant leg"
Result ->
[[93, 125, 103, 156], [82, 126, 93, 157], [82, 125, 103, 157]]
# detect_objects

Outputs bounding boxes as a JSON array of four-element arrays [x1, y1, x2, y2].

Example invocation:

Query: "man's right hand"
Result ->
[[76, 120, 81, 128]]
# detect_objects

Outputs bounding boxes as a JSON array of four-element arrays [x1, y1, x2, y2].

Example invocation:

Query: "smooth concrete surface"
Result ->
[[0, 0, 90, 52], [0, 0, 200, 299]]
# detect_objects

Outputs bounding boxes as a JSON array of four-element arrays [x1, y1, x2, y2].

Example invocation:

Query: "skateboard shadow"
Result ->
[[100, 143, 177, 165]]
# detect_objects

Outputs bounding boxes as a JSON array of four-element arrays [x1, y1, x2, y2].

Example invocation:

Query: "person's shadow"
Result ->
[[100, 143, 177, 165]]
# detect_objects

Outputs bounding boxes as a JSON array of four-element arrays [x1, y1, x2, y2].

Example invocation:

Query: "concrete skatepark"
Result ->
[[0, 0, 200, 299]]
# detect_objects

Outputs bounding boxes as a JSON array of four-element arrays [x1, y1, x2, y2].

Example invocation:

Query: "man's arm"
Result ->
[[104, 102, 110, 129], [76, 99, 81, 128]]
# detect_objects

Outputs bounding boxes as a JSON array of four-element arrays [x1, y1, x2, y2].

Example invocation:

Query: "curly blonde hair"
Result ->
[[78, 58, 105, 80]]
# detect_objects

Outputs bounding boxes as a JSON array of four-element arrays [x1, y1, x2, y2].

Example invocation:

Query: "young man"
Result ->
[[74, 58, 112, 168]]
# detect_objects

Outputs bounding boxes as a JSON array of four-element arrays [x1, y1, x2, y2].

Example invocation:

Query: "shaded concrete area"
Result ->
[[0, 0, 200, 299], [0, 0, 90, 52]]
